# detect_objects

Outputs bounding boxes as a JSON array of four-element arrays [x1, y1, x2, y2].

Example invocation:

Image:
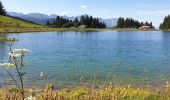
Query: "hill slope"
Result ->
[[0, 15, 41, 28]]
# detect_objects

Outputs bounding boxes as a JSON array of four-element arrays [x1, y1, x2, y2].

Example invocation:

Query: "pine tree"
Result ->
[[46, 21, 50, 26], [74, 18, 79, 23], [168, 15, 170, 29], [145, 21, 149, 26], [116, 17, 153, 29], [140, 22, 144, 26], [117, 17, 124, 28], [0, 1, 6, 16], [80, 15, 85, 25], [159, 24, 163, 29], [117, 17, 122, 28], [160, 15, 170, 30], [49, 14, 106, 28], [149, 22, 153, 28]]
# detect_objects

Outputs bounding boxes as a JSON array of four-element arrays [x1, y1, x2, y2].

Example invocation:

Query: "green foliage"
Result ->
[[0, 84, 170, 100], [54, 16, 70, 28], [0, 1, 6, 16], [63, 22, 75, 28], [0, 15, 41, 28], [74, 22, 81, 27], [160, 15, 170, 30], [0, 40, 30, 100], [74, 18, 79, 23], [0, 37, 18, 42], [117, 17, 154, 29], [80, 15, 106, 28], [46, 15, 106, 28]]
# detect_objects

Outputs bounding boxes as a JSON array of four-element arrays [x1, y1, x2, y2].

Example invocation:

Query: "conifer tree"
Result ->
[[0, 1, 6, 16], [160, 15, 170, 30], [48, 15, 106, 28], [117, 17, 154, 29], [74, 18, 79, 23]]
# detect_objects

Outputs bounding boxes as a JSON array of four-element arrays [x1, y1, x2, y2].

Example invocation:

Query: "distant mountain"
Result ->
[[7, 12, 117, 27], [7, 12, 54, 24], [99, 18, 117, 27]]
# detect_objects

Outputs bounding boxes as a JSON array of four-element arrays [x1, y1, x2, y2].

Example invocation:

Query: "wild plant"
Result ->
[[0, 38, 30, 100]]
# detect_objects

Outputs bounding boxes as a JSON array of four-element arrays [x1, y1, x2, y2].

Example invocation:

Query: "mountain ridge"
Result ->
[[7, 12, 117, 27]]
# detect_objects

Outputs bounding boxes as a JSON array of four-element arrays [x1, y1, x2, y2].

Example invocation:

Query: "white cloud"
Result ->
[[81, 5, 88, 9]]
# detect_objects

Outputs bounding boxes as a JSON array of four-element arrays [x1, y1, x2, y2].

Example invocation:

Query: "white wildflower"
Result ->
[[9, 48, 30, 58], [13, 48, 30, 55], [9, 52, 22, 58], [24, 96, 36, 100], [0, 63, 15, 69]]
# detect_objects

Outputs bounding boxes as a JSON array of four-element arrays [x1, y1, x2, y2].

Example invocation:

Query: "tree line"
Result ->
[[160, 15, 170, 30], [46, 15, 106, 28], [1, 0, 162, 30], [117, 17, 154, 29]]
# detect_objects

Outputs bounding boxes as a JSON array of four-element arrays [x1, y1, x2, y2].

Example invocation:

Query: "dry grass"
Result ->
[[0, 83, 170, 100]]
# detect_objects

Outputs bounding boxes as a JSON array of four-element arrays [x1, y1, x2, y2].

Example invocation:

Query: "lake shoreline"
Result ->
[[0, 83, 169, 99], [0, 81, 167, 90], [0, 28, 164, 34]]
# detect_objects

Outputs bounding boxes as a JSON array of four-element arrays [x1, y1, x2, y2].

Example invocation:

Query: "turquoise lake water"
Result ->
[[0, 30, 170, 88]]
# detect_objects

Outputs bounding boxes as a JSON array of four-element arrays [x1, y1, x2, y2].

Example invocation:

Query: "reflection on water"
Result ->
[[0, 31, 170, 88], [0, 34, 8, 60]]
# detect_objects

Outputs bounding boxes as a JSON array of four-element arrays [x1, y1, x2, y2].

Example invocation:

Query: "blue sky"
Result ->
[[1, 0, 170, 27]]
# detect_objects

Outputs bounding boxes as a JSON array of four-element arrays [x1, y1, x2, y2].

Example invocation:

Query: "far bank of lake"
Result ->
[[0, 28, 162, 34]]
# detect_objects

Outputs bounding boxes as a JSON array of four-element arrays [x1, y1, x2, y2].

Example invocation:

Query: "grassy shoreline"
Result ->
[[0, 83, 170, 100], [0, 28, 164, 34], [0, 28, 106, 33]]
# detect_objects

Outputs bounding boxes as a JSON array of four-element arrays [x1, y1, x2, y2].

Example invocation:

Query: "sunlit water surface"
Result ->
[[0, 30, 170, 88]]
